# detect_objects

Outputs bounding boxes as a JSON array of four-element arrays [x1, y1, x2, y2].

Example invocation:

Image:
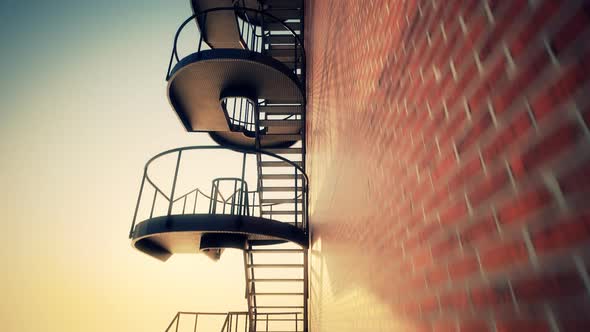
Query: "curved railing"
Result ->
[[220, 96, 263, 135], [165, 7, 305, 83], [130, 146, 308, 238]]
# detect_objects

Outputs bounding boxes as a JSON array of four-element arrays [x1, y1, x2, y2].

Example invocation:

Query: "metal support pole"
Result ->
[[168, 151, 182, 216], [130, 170, 147, 238], [240, 153, 247, 215]]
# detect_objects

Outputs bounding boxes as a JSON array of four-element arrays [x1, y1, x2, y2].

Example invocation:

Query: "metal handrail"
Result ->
[[130, 146, 309, 238], [166, 7, 305, 81], [163, 311, 303, 332]]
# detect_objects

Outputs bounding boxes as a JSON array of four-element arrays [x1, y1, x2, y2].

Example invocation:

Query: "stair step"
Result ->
[[267, 9, 301, 21], [250, 249, 304, 253], [253, 306, 304, 309], [260, 119, 302, 127], [261, 174, 304, 180], [261, 134, 301, 141], [260, 105, 302, 115], [251, 292, 304, 296], [261, 198, 302, 204], [247, 264, 304, 268], [267, 49, 300, 61], [261, 186, 299, 192], [248, 278, 304, 282], [261, 210, 302, 215], [254, 318, 304, 321], [260, 161, 302, 167], [268, 35, 298, 44], [267, 22, 301, 31]]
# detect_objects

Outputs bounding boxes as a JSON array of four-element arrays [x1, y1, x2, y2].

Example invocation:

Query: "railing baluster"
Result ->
[[150, 187, 157, 218], [194, 314, 198, 332], [231, 179, 238, 215], [130, 170, 147, 238], [193, 190, 198, 214], [168, 151, 182, 216], [295, 167, 299, 228]]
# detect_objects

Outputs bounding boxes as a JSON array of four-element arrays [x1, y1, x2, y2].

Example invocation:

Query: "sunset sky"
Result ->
[[0, 1, 250, 331]]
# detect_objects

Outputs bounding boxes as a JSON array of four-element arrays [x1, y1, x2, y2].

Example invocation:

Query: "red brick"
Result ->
[[439, 290, 471, 311], [530, 50, 590, 121], [448, 155, 484, 189], [305, 0, 590, 329], [495, 320, 551, 332], [439, 200, 469, 226], [420, 295, 440, 314], [532, 213, 590, 254], [512, 271, 586, 302], [460, 215, 498, 247], [550, 9, 590, 55], [426, 265, 450, 287], [459, 319, 491, 332], [510, 1, 562, 58], [470, 282, 514, 308], [496, 187, 553, 226], [448, 254, 480, 281], [457, 112, 493, 155], [431, 234, 461, 257], [480, 240, 529, 271], [481, 110, 532, 162], [559, 159, 590, 194], [467, 169, 509, 208], [492, 51, 550, 115]]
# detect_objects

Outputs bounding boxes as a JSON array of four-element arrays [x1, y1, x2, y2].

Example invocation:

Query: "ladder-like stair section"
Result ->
[[244, 244, 307, 332]]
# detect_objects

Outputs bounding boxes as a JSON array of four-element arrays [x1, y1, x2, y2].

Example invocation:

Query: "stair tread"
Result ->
[[247, 264, 304, 268], [261, 210, 303, 215], [261, 186, 299, 191], [261, 174, 304, 179], [260, 119, 303, 127], [260, 105, 303, 114], [260, 198, 302, 204], [260, 161, 303, 167], [264, 148, 302, 154]]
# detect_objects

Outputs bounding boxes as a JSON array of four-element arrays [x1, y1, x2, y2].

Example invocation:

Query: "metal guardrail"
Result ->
[[165, 7, 305, 82], [164, 311, 303, 332], [130, 146, 309, 238]]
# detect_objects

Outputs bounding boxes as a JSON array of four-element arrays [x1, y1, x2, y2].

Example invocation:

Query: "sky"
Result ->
[[0, 1, 251, 330]]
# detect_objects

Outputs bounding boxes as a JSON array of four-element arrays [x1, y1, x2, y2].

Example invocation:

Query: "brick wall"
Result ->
[[304, 1, 590, 331]]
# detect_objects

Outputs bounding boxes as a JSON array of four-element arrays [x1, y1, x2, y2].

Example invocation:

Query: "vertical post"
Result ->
[[168, 150, 182, 216], [209, 181, 215, 214], [240, 152, 247, 215], [193, 191, 198, 214], [232, 99, 237, 127], [175, 313, 180, 332], [130, 169, 147, 238], [239, 98, 244, 127], [182, 196, 187, 214], [150, 188, 157, 218], [193, 314, 198, 332], [231, 179, 238, 215], [294, 167, 298, 228]]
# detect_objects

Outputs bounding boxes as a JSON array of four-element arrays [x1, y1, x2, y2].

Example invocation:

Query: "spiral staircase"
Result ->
[[129, 1, 308, 331]]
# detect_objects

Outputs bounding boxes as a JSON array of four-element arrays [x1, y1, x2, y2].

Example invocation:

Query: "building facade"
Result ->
[[306, 1, 590, 331]]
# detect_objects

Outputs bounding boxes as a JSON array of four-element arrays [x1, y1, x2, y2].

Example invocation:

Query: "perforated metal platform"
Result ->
[[167, 49, 303, 148], [132, 214, 308, 261]]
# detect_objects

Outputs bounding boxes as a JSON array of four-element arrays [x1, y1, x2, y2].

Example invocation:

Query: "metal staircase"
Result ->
[[245, 245, 307, 332], [129, 1, 308, 331]]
